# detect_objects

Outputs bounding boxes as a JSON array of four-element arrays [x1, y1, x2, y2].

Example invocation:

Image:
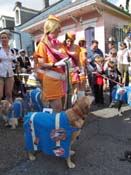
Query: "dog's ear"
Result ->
[[77, 96, 90, 114], [1, 100, 11, 110]]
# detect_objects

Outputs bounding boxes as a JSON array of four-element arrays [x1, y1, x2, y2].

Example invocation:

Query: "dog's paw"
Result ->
[[66, 157, 76, 168], [28, 153, 36, 161], [67, 161, 76, 168], [11, 126, 16, 130], [10, 123, 18, 129]]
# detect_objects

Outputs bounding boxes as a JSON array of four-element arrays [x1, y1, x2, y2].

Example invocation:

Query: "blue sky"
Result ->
[[108, 0, 130, 8], [109, 0, 131, 12], [0, 0, 43, 16]]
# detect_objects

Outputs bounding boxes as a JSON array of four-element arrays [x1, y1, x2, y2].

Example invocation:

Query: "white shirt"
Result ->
[[0, 48, 15, 77], [29, 59, 34, 68], [117, 48, 130, 65]]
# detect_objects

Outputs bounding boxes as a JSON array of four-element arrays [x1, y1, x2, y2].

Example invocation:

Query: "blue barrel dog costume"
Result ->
[[25, 89, 43, 112], [24, 112, 79, 158], [8, 100, 24, 119]]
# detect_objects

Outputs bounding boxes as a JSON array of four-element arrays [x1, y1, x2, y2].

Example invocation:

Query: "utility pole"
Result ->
[[126, 0, 130, 11]]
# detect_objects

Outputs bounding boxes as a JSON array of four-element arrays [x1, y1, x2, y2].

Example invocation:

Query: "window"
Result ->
[[112, 27, 126, 42], [85, 27, 95, 48], [15, 8, 21, 26]]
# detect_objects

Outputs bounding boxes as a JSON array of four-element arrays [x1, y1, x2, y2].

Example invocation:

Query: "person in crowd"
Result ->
[[78, 37, 87, 96], [93, 55, 105, 106], [124, 33, 131, 50], [0, 30, 15, 103], [87, 40, 104, 94], [34, 39, 44, 85], [34, 15, 68, 112], [117, 42, 131, 86], [63, 31, 81, 98], [17, 49, 31, 74], [29, 55, 35, 70], [105, 61, 122, 107], [108, 41, 117, 55], [16, 49, 31, 92], [104, 48, 118, 71]]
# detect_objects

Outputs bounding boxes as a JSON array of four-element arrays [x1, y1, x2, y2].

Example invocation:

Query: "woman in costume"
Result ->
[[34, 15, 68, 112], [63, 31, 81, 101]]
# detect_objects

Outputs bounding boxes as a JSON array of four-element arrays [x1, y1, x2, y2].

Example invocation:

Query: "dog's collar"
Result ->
[[72, 108, 85, 120]]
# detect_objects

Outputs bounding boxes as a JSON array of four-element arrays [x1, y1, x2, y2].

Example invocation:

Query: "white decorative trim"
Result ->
[[30, 112, 38, 151], [1, 16, 14, 21], [15, 7, 21, 26], [20, 0, 96, 32], [55, 113, 60, 147]]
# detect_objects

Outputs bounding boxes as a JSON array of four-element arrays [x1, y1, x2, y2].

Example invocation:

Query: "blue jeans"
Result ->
[[87, 73, 95, 95]]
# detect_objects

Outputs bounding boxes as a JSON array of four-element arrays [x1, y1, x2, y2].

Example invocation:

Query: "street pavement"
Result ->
[[1, 94, 131, 175]]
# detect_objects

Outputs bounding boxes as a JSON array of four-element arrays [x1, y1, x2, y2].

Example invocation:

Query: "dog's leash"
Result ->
[[93, 72, 124, 86], [64, 60, 72, 109]]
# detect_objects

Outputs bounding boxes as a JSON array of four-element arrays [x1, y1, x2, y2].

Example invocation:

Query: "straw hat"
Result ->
[[19, 49, 25, 54], [66, 31, 76, 41], [78, 37, 86, 42]]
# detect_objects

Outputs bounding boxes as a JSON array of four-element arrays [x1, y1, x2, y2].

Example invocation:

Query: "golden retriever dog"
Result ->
[[25, 96, 90, 168], [0, 97, 24, 129], [65, 96, 90, 168], [0, 100, 11, 124]]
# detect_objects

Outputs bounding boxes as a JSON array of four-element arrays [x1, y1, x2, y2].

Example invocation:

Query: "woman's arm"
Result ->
[[37, 57, 54, 69]]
